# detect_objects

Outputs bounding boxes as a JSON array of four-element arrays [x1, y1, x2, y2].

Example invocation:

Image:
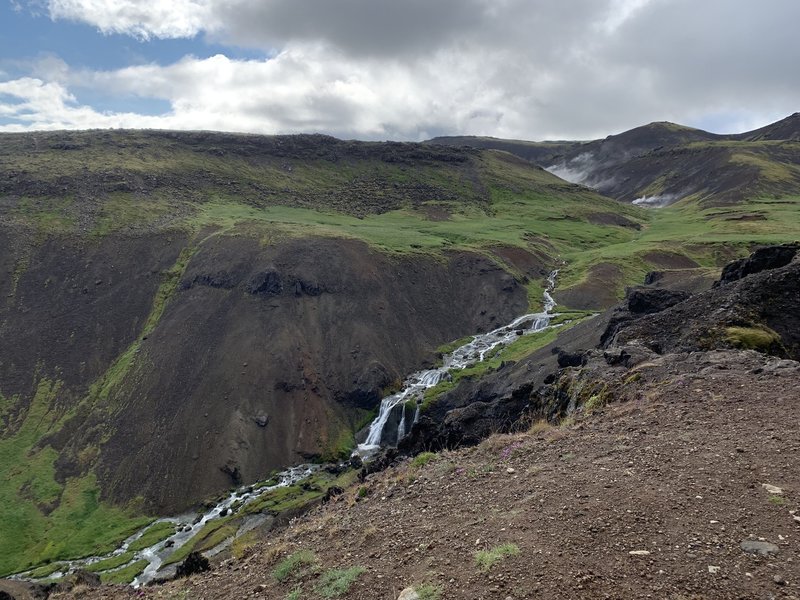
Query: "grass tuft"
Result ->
[[410, 452, 436, 469], [474, 543, 520, 572], [272, 550, 318, 583], [314, 566, 366, 598]]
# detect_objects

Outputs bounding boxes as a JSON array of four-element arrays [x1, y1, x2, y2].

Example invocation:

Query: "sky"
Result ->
[[0, 0, 798, 140]]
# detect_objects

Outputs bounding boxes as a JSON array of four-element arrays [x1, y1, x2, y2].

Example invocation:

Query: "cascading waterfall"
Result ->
[[14, 465, 317, 588], [357, 270, 560, 457], [16, 271, 560, 587]]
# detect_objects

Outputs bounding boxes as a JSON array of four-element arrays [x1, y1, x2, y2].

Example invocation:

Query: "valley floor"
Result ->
[[53, 349, 799, 599]]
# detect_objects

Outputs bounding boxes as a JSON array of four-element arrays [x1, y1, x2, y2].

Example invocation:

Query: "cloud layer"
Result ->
[[1, 0, 798, 139]]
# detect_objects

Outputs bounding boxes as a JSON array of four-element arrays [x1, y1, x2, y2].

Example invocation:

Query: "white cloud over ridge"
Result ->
[[1, 0, 799, 139]]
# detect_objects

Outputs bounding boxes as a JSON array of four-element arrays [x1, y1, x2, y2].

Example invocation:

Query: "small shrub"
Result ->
[[623, 372, 642, 385], [529, 419, 552, 434], [415, 583, 442, 600], [474, 543, 520, 571], [357, 486, 369, 499], [559, 415, 575, 428], [584, 393, 606, 413], [272, 550, 317, 582], [769, 495, 786, 506], [411, 452, 436, 469], [314, 566, 366, 598], [724, 325, 780, 351], [286, 586, 302, 600]]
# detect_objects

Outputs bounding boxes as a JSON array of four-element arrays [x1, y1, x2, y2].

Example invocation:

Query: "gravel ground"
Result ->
[[52, 350, 800, 600]]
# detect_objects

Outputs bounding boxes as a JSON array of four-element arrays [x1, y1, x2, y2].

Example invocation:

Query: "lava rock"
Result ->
[[717, 243, 799, 285], [54, 570, 101, 593], [322, 486, 344, 503], [175, 552, 210, 578], [246, 270, 283, 295], [626, 288, 691, 314], [220, 462, 242, 486], [557, 349, 586, 368]]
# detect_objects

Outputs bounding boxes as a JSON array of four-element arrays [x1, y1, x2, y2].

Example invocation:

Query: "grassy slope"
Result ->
[[557, 194, 800, 294], [1, 130, 798, 576]]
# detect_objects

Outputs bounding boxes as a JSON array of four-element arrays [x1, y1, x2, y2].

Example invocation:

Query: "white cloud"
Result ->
[[46, 0, 216, 39], [2, 0, 799, 139]]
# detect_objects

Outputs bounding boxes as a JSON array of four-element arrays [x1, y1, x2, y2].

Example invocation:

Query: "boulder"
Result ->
[[54, 570, 100, 593], [717, 243, 799, 285], [175, 552, 210, 578]]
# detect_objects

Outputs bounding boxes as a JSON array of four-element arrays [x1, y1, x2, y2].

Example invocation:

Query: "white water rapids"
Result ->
[[14, 465, 317, 588], [16, 271, 560, 587], [356, 270, 559, 456]]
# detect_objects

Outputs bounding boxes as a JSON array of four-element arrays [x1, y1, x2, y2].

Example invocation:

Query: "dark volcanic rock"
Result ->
[[557, 349, 586, 368], [601, 287, 691, 348], [716, 243, 799, 285], [182, 271, 239, 290], [175, 552, 210, 578], [626, 288, 691, 314], [54, 570, 100, 593], [246, 269, 283, 295], [396, 248, 800, 459], [614, 258, 800, 359]]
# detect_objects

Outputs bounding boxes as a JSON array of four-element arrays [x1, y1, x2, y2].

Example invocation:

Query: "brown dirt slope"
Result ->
[[58, 349, 800, 599]]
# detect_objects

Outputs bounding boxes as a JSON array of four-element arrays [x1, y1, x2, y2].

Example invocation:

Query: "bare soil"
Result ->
[[62, 349, 800, 599]]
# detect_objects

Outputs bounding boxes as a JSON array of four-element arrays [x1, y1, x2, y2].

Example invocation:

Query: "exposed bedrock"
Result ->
[[401, 247, 800, 455], [0, 226, 530, 512]]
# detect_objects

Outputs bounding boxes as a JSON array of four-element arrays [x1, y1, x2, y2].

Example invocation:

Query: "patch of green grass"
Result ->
[[26, 562, 65, 578], [436, 335, 475, 356], [127, 521, 177, 552], [286, 586, 303, 600], [314, 566, 366, 598], [422, 324, 574, 412], [0, 379, 151, 577], [768, 495, 786, 506], [84, 551, 135, 573], [161, 516, 234, 567], [410, 452, 436, 469], [724, 325, 781, 351], [415, 583, 443, 600], [474, 543, 520, 571], [99, 558, 148, 584], [272, 550, 318, 583]]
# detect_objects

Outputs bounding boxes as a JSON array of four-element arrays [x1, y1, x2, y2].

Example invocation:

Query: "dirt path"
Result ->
[[55, 350, 800, 599]]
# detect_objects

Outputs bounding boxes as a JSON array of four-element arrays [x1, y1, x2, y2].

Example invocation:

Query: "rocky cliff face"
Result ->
[[1, 224, 527, 513], [401, 246, 800, 454]]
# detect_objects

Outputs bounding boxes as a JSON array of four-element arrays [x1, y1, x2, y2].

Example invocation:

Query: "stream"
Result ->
[[356, 270, 559, 456], [16, 271, 559, 587]]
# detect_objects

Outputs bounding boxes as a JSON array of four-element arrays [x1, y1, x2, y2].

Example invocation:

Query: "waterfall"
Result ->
[[356, 270, 560, 457]]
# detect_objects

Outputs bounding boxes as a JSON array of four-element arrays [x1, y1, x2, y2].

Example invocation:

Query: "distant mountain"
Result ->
[[428, 114, 800, 207]]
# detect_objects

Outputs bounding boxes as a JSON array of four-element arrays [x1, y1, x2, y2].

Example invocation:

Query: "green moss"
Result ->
[[99, 559, 148, 584], [161, 516, 233, 566], [27, 562, 66, 578], [415, 584, 443, 600], [421, 323, 575, 413], [724, 325, 781, 351], [435, 335, 475, 356]]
